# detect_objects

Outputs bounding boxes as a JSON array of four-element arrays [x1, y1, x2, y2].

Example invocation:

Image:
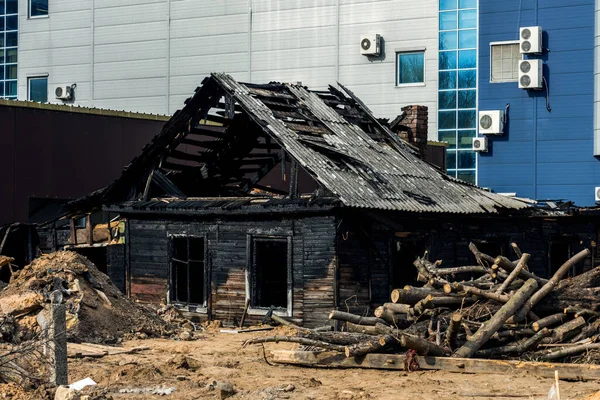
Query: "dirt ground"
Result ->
[[43, 326, 598, 400]]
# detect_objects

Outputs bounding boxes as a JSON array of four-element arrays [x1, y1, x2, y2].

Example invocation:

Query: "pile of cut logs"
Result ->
[[246, 242, 600, 363]]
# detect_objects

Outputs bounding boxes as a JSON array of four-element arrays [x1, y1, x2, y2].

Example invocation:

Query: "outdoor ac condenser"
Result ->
[[472, 137, 489, 152], [518, 59, 543, 90], [360, 34, 381, 56], [55, 86, 73, 100], [478, 110, 504, 135], [520, 26, 542, 54]]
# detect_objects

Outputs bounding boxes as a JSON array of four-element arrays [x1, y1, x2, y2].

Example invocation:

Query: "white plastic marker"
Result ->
[[547, 370, 560, 400]]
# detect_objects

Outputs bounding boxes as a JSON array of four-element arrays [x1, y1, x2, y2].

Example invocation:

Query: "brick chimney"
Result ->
[[390, 105, 428, 156]]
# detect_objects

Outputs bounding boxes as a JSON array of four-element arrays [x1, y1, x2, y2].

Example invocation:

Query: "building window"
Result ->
[[438, 0, 477, 184], [1, 0, 18, 100], [396, 52, 425, 85], [248, 237, 291, 310], [29, 0, 49, 18], [169, 236, 206, 307], [28, 76, 48, 102], [490, 42, 520, 83]]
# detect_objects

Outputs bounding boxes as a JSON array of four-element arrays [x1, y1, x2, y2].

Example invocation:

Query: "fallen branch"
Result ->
[[495, 253, 529, 295], [531, 313, 565, 332], [475, 328, 551, 357], [242, 336, 346, 352], [513, 249, 590, 322], [540, 343, 600, 361], [329, 311, 386, 326], [453, 278, 538, 358], [344, 335, 395, 357]]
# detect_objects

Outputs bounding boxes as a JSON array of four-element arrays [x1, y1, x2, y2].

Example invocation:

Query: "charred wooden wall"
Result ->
[[118, 209, 599, 328], [124, 214, 337, 328], [333, 212, 599, 314], [428, 217, 597, 278], [107, 244, 126, 293]]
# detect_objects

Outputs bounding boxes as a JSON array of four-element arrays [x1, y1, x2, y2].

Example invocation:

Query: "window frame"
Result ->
[[27, 75, 49, 102], [395, 48, 426, 87], [167, 234, 209, 313], [28, 0, 49, 19], [489, 40, 521, 84], [245, 235, 293, 317]]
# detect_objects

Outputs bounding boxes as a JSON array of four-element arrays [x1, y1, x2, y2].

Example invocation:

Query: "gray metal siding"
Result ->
[[18, 0, 438, 137]]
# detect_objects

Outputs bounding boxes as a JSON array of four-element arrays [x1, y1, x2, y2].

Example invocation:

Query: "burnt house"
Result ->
[[57, 73, 544, 327]]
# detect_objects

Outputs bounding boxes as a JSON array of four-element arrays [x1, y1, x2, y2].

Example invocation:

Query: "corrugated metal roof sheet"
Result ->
[[107, 197, 340, 215], [68, 73, 528, 217], [212, 73, 526, 214]]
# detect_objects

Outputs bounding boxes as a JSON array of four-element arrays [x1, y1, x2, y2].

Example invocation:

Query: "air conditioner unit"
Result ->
[[595, 187, 600, 202], [518, 59, 543, 90], [55, 86, 73, 100], [472, 137, 489, 152], [520, 26, 542, 54], [478, 110, 504, 135], [360, 34, 381, 56]]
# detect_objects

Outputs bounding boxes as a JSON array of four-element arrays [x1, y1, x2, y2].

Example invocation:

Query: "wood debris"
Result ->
[[246, 242, 600, 369]]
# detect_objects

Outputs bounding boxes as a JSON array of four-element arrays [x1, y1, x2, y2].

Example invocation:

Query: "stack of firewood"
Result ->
[[246, 242, 600, 363]]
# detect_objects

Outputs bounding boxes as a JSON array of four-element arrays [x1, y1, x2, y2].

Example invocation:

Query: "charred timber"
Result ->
[[329, 311, 387, 326], [453, 278, 538, 358], [512, 249, 590, 323]]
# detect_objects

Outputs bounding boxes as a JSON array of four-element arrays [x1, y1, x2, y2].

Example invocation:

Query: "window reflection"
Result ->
[[458, 110, 476, 129], [458, 90, 476, 108], [439, 71, 457, 89], [439, 111, 457, 130], [440, 31, 457, 50], [458, 70, 476, 89], [458, 50, 476, 69], [397, 52, 425, 84], [439, 91, 457, 110], [439, 51, 457, 70]]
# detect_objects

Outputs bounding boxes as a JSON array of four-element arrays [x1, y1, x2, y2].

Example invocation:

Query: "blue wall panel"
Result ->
[[478, 0, 597, 205]]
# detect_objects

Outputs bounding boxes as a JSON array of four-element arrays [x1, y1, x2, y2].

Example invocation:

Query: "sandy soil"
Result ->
[[55, 326, 600, 400]]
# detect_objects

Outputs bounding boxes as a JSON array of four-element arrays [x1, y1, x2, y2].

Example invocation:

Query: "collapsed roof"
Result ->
[[70, 73, 526, 215]]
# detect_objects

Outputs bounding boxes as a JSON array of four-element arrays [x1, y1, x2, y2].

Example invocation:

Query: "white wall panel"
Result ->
[[94, 77, 167, 99], [252, 0, 336, 13], [94, 3, 167, 27], [252, 6, 336, 32], [170, 15, 249, 39], [95, 59, 168, 81], [170, 33, 248, 58], [94, 21, 167, 45], [170, 0, 249, 19], [94, 40, 168, 64], [19, 28, 92, 50], [18, 47, 92, 67]]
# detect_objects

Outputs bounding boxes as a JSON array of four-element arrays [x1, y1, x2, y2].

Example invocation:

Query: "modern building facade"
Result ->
[[439, 0, 478, 183], [8, 0, 600, 202], [478, 0, 597, 205], [14, 0, 440, 140]]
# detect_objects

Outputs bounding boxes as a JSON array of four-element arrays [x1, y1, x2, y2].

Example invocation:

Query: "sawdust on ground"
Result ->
[[47, 325, 600, 400]]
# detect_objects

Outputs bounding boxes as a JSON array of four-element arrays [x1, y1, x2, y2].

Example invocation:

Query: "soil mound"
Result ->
[[0, 251, 170, 343]]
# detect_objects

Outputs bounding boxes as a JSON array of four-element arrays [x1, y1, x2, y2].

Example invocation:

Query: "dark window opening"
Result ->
[[252, 239, 288, 309], [29, 0, 48, 17], [391, 239, 427, 289], [549, 239, 582, 278], [170, 237, 205, 305], [473, 239, 507, 261], [74, 247, 108, 274]]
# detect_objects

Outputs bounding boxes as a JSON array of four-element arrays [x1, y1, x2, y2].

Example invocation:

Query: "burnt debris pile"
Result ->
[[247, 242, 600, 363], [0, 251, 172, 344]]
